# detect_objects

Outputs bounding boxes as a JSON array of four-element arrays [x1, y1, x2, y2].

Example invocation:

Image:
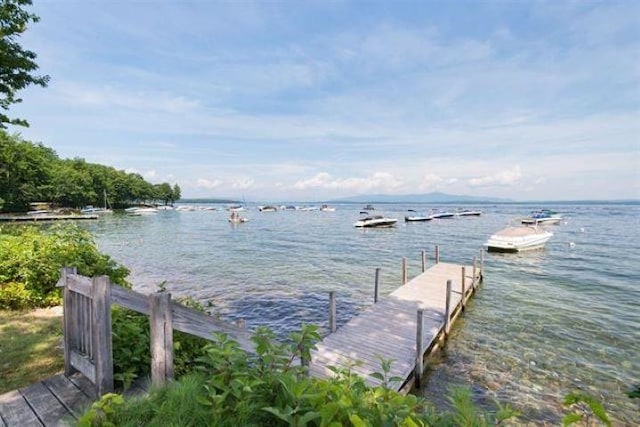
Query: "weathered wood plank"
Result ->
[[66, 374, 97, 401], [149, 293, 174, 386], [20, 382, 71, 426], [69, 351, 95, 384], [0, 390, 42, 427], [65, 274, 92, 298], [42, 375, 91, 419], [111, 285, 150, 315], [92, 276, 113, 395]]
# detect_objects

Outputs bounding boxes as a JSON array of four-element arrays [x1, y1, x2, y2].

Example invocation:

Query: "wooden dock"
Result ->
[[0, 373, 146, 427], [309, 255, 483, 392]]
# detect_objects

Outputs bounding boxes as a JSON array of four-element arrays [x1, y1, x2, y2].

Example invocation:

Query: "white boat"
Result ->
[[354, 215, 398, 228], [455, 209, 482, 217], [484, 225, 553, 252], [431, 210, 455, 219], [320, 204, 336, 212], [228, 204, 246, 212], [81, 190, 113, 214], [156, 205, 174, 211], [258, 205, 278, 212], [521, 209, 563, 225], [128, 207, 158, 216], [228, 211, 248, 223]]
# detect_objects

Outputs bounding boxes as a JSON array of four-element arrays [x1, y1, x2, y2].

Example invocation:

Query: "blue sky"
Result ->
[[9, 0, 640, 201]]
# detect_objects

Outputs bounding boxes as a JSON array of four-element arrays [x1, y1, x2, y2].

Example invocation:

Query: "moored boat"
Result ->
[[484, 225, 553, 252], [404, 209, 433, 222], [456, 209, 482, 217], [354, 215, 398, 228], [521, 209, 563, 225], [258, 205, 278, 212], [320, 204, 336, 212], [431, 210, 455, 219]]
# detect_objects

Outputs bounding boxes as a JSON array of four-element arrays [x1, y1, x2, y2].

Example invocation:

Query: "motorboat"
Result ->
[[521, 209, 563, 225], [354, 215, 398, 228], [128, 207, 158, 216], [228, 211, 248, 223], [484, 225, 553, 252], [320, 204, 336, 212], [156, 205, 174, 211], [404, 209, 433, 222], [299, 206, 319, 211], [362, 204, 375, 211], [455, 209, 482, 217], [258, 205, 278, 212], [81, 191, 113, 214], [431, 210, 455, 219], [228, 204, 246, 212]]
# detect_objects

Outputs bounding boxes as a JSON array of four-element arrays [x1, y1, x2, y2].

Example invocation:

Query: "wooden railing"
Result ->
[[57, 268, 253, 396]]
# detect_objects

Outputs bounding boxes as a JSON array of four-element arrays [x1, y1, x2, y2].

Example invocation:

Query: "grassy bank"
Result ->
[[0, 307, 64, 394]]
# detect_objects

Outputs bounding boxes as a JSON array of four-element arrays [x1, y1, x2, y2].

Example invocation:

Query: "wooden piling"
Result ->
[[415, 309, 424, 389], [472, 257, 477, 288], [402, 257, 408, 285], [480, 249, 485, 273], [461, 267, 466, 310], [435, 245, 440, 264], [444, 279, 452, 335], [374, 268, 381, 303], [329, 291, 337, 333], [92, 276, 113, 395], [421, 250, 426, 273], [150, 292, 174, 387], [61, 267, 77, 377]]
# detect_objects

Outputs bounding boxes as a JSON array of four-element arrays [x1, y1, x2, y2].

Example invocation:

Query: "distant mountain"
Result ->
[[329, 192, 513, 204]]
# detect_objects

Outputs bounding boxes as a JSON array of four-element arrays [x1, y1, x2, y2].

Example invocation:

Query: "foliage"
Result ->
[[111, 301, 211, 390], [562, 392, 611, 427], [80, 324, 519, 426], [0, 0, 50, 128], [0, 224, 129, 308], [0, 131, 181, 212]]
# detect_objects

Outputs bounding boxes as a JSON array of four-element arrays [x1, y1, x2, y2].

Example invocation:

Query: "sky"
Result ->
[[8, 0, 640, 201]]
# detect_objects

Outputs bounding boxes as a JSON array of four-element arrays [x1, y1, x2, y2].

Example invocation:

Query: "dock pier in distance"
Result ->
[[309, 246, 484, 393]]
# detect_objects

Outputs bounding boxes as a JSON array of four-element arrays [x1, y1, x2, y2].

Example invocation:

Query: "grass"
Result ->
[[0, 307, 64, 394]]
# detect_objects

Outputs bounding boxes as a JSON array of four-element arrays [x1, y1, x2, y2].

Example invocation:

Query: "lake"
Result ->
[[82, 203, 639, 424]]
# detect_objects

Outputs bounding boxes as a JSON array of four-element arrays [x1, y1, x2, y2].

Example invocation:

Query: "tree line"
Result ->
[[0, 131, 181, 212]]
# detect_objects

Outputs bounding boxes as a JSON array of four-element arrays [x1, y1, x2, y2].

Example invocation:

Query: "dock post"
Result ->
[[150, 292, 174, 387], [415, 309, 424, 389], [472, 257, 478, 289], [444, 280, 452, 335], [329, 291, 337, 333], [402, 257, 408, 285], [435, 245, 440, 264], [374, 268, 381, 303], [61, 267, 77, 377], [480, 249, 485, 275], [421, 250, 426, 273], [461, 267, 466, 310]]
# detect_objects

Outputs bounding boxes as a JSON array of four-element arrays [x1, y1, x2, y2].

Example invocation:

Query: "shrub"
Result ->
[[0, 224, 129, 309]]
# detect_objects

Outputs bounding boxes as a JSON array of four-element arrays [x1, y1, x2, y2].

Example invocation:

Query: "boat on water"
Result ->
[[320, 204, 336, 212], [521, 209, 563, 225], [128, 207, 158, 216], [81, 190, 113, 214], [484, 225, 553, 252], [362, 204, 375, 211], [456, 209, 482, 217], [354, 215, 398, 228], [228, 211, 248, 223], [258, 205, 278, 212], [431, 210, 455, 219], [404, 209, 433, 222], [228, 204, 246, 212]]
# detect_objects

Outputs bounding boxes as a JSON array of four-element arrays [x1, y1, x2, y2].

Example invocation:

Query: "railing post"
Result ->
[[61, 267, 77, 377], [415, 309, 424, 389], [461, 267, 466, 310], [402, 257, 408, 285], [92, 276, 114, 395], [150, 292, 174, 387], [329, 291, 337, 333], [421, 250, 426, 273], [435, 245, 440, 264], [444, 279, 452, 335], [374, 268, 381, 303]]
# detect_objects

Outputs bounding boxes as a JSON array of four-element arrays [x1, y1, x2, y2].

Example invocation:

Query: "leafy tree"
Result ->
[[172, 183, 181, 202], [1, 0, 50, 128]]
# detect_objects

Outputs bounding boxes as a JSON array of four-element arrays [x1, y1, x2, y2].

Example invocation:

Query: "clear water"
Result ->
[[82, 203, 639, 424]]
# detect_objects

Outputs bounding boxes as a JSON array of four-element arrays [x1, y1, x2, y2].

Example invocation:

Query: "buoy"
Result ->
[[580, 227, 585, 233], [569, 242, 576, 248]]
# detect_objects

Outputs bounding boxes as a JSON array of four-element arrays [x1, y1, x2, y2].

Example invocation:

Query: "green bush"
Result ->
[[0, 224, 129, 309], [79, 324, 519, 426]]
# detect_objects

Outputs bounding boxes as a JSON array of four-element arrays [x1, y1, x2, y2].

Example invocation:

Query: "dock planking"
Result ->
[[309, 261, 482, 392]]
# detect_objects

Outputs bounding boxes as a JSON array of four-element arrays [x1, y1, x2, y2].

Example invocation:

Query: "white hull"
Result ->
[[354, 217, 398, 228], [484, 226, 553, 252]]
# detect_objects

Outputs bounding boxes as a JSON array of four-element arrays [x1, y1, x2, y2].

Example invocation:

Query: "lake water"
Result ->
[[82, 203, 639, 424]]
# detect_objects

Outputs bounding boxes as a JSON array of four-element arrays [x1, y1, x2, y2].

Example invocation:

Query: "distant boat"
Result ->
[[354, 215, 398, 228], [128, 207, 158, 216], [228, 211, 248, 223], [431, 210, 455, 219], [156, 205, 174, 211], [228, 204, 246, 212], [362, 204, 375, 211], [404, 209, 433, 222], [320, 204, 336, 212], [81, 190, 113, 214], [455, 209, 482, 217], [521, 209, 562, 225], [299, 206, 319, 211], [258, 205, 278, 212], [484, 225, 553, 252]]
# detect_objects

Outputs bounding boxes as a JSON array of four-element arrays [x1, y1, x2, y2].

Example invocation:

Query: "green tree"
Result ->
[[1, 0, 50, 128], [172, 183, 181, 203]]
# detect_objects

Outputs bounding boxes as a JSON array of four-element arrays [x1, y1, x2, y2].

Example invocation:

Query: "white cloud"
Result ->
[[468, 166, 523, 187], [232, 178, 255, 190], [196, 178, 223, 189], [293, 172, 404, 193]]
